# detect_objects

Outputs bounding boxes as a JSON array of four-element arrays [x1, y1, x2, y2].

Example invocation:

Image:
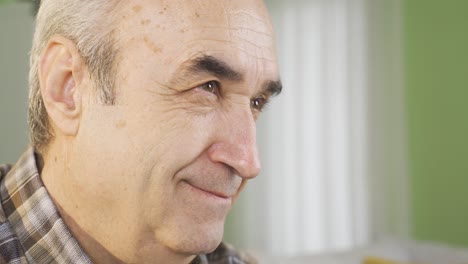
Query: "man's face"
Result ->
[[70, 0, 280, 257]]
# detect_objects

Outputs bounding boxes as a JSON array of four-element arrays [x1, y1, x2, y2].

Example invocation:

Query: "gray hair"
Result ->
[[28, 0, 121, 153]]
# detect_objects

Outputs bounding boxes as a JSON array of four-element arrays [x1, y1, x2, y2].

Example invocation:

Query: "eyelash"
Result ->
[[197, 80, 270, 112]]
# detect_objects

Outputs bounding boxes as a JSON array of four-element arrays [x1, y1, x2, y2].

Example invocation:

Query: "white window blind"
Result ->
[[225, 0, 409, 257]]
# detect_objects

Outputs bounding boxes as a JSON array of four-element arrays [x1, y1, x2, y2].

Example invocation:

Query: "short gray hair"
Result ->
[[28, 0, 121, 153]]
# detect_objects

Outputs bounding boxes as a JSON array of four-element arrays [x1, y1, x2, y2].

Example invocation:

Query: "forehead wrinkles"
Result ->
[[188, 10, 276, 63], [170, 0, 275, 51], [227, 11, 276, 60], [119, 0, 275, 52], [178, 2, 278, 85], [117, 0, 278, 77]]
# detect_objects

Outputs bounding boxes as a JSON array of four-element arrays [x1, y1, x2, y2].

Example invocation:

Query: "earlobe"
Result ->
[[39, 36, 85, 137]]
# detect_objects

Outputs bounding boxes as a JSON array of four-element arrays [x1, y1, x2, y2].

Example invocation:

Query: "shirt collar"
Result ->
[[1, 147, 92, 263]]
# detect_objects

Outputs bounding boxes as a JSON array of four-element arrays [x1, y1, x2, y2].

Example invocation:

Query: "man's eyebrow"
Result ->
[[262, 80, 283, 97], [184, 55, 244, 82], [179, 54, 282, 96]]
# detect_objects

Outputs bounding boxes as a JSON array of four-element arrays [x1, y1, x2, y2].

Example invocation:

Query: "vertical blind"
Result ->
[[226, 0, 408, 257]]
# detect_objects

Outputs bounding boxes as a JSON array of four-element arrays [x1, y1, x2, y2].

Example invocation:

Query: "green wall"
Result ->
[[405, 0, 468, 246], [0, 3, 34, 164], [0, 0, 14, 5]]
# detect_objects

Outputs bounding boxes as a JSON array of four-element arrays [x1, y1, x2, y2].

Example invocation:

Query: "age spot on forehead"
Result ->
[[133, 5, 143, 13], [115, 120, 126, 129], [159, 6, 168, 15], [141, 19, 151, 26], [143, 36, 163, 54]]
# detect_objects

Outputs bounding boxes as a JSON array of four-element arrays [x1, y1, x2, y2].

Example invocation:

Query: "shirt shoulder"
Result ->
[[0, 150, 92, 264], [0, 163, 28, 264], [0, 162, 12, 222], [0, 163, 12, 181]]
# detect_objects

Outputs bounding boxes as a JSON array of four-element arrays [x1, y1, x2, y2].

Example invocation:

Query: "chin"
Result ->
[[166, 221, 225, 255]]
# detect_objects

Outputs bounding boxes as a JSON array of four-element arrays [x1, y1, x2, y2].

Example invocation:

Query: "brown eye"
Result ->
[[251, 96, 268, 112], [199, 81, 220, 94]]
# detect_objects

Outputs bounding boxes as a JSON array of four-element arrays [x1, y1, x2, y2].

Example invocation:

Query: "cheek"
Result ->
[[120, 102, 217, 176]]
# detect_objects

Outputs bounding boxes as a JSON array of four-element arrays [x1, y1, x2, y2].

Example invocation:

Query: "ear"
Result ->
[[39, 35, 87, 138]]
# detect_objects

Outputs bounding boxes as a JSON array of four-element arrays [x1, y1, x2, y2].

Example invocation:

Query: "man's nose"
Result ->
[[207, 107, 261, 179]]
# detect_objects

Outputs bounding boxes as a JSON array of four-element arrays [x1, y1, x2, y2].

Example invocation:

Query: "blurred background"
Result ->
[[1, 0, 467, 259]]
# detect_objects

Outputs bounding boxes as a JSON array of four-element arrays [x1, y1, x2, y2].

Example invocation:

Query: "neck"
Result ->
[[40, 144, 196, 264]]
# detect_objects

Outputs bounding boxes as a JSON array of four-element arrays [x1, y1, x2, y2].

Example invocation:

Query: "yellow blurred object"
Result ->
[[363, 256, 413, 264]]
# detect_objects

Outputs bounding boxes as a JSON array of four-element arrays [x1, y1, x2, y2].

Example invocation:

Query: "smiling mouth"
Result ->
[[182, 180, 232, 200]]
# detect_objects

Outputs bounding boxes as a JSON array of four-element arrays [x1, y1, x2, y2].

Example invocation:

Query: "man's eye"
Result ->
[[251, 96, 268, 112], [199, 81, 221, 95]]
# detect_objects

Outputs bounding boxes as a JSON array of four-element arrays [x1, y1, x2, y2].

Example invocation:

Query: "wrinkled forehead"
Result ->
[[125, 0, 273, 29], [116, 0, 278, 79]]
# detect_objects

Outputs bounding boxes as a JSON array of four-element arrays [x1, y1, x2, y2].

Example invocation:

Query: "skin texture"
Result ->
[[39, 0, 280, 263]]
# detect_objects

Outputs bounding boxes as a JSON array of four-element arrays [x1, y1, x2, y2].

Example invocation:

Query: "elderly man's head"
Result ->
[[31, 0, 281, 263]]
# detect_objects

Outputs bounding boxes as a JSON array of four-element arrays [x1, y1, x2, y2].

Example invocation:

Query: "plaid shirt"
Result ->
[[0, 148, 253, 264]]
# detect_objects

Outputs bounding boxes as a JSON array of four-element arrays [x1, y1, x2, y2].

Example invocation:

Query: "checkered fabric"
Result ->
[[0, 148, 253, 263]]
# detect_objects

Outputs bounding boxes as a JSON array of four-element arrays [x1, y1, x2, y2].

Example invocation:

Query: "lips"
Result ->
[[182, 180, 236, 199]]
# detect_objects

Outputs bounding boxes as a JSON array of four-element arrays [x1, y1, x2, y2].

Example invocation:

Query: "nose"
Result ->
[[207, 107, 261, 179]]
